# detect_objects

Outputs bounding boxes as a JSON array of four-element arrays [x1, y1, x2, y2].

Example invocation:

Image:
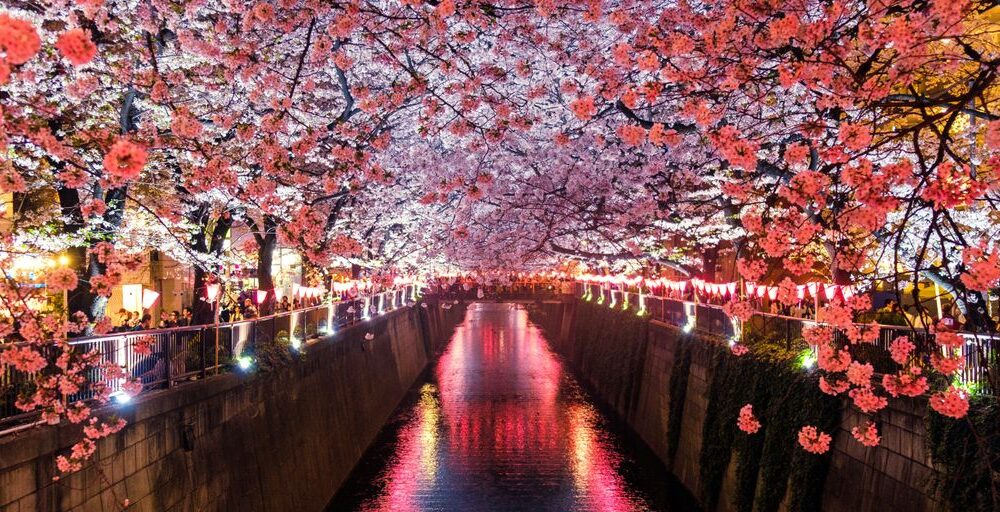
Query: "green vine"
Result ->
[[926, 396, 1000, 512], [699, 340, 840, 512], [535, 299, 844, 512], [667, 340, 692, 463]]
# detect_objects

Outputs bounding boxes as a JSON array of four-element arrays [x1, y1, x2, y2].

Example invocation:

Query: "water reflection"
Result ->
[[329, 303, 696, 512]]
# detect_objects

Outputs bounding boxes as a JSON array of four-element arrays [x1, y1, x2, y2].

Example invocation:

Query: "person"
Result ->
[[115, 308, 130, 330], [167, 310, 180, 327], [790, 304, 807, 318], [277, 296, 291, 312], [135, 312, 152, 331], [131, 350, 165, 386], [879, 299, 898, 313], [875, 299, 907, 325], [906, 307, 933, 329], [181, 307, 193, 326], [220, 294, 240, 322], [938, 302, 956, 329], [242, 298, 258, 319]]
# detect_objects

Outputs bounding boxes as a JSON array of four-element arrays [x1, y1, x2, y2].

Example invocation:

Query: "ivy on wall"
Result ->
[[926, 396, 1000, 512], [666, 340, 692, 464], [698, 342, 841, 512], [532, 299, 844, 512]]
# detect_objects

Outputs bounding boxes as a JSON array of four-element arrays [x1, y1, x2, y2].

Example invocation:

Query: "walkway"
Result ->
[[328, 302, 696, 511]]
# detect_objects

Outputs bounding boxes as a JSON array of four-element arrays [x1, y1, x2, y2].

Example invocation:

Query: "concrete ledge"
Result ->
[[0, 302, 468, 512]]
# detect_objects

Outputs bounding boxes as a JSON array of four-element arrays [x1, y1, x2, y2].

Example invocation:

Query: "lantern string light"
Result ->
[[574, 273, 854, 302]]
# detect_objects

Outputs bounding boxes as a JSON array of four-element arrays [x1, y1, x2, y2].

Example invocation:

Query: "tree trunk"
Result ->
[[924, 270, 995, 333], [255, 217, 277, 314], [189, 212, 232, 325], [701, 246, 718, 282], [57, 184, 121, 331]]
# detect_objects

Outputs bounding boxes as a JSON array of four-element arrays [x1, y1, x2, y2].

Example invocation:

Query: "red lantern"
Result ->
[[141, 289, 159, 309], [842, 286, 855, 299], [824, 285, 838, 300], [206, 283, 221, 302]]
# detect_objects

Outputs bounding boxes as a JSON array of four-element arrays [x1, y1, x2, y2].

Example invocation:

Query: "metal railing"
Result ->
[[576, 282, 997, 395], [0, 285, 419, 427], [424, 281, 574, 301]]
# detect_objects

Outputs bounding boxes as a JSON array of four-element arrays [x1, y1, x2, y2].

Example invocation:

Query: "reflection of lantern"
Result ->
[[206, 283, 221, 302], [256, 290, 267, 304], [141, 289, 160, 309]]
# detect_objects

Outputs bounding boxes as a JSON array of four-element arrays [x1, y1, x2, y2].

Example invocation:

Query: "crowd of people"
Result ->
[[113, 307, 194, 332], [110, 287, 332, 333]]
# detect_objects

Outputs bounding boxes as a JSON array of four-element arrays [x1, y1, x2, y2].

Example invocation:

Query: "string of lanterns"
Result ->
[[576, 274, 856, 302], [204, 279, 390, 303]]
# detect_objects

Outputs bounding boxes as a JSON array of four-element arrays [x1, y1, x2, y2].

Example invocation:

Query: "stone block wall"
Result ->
[[534, 300, 942, 512], [0, 301, 467, 512]]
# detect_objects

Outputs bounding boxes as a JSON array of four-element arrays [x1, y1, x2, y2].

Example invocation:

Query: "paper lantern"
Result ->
[[274, 288, 285, 301], [842, 286, 855, 299], [755, 285, 767, 298], [796, 285, 806, 300], [206, 283, 221, 302], [727, 283, 737, 296], [767, 287, 778, 301], [292, 283, 301, 297], [256, 290, 267, 304], [824, 285, 838, 300], [141, 289, 159, 309], [745, 282, 756, 295], [805, 282, 817, 297]]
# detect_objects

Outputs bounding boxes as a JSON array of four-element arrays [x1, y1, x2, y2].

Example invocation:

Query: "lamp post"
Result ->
[[206, 283, 221, 374]]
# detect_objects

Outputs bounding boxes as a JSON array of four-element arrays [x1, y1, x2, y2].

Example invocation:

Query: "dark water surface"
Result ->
[[328, 303, 699, 512]]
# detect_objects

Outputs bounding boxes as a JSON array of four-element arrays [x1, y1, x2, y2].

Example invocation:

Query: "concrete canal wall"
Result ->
[[532, 299, 940, 512], [0, 300, 467, 512]]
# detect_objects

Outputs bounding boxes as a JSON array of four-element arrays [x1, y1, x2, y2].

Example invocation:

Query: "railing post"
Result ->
[[165, 332, 173, 388], [200, 327, 208, 378]]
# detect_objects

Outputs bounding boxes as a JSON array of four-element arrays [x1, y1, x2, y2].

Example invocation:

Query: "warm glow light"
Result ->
[[206, 283, 221, 302], [141, 289, 159, 309]]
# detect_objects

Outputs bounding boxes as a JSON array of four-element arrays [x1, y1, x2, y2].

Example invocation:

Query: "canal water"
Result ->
[[328, 303, 699, 511]]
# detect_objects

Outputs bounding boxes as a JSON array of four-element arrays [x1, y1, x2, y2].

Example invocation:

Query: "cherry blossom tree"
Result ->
[[2, 0, 1000, 496]]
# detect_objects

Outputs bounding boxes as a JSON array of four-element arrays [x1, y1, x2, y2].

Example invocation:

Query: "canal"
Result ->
[[328, 302, 699, 511]]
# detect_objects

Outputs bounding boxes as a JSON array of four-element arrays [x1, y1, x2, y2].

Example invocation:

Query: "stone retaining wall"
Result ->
[[0, 300, 467, 512], [532, 299, 940, 512]]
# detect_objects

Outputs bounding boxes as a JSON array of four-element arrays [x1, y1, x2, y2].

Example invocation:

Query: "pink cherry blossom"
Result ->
[[737, 404, 761, 434], [798, 426, 832, 454]]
